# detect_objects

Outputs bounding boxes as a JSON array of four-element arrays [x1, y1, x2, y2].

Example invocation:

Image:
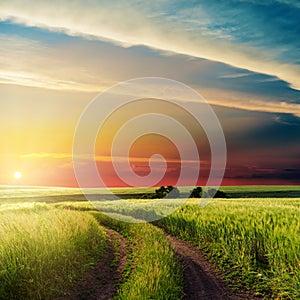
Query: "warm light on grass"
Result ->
[[0, 206, 108, 299]]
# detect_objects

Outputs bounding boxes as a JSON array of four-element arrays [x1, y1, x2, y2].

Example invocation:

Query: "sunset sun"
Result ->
[[13, 171, 22, 180]]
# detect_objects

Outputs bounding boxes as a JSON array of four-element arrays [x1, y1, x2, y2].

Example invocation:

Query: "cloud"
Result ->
[[219, 73, 251, 79], [20, 152, 201, 163], [0, 1, 300, 90], [276, 0, 300, 8], [20, 153, 72, 159], [201, 88, 300, 118], [0, 70, 102, 92], [90, 79, 300, 118], [211, 98, 300, 118], [0, 34, 112, 91], [1, 2, 299, 118], [1, 32, 298, 118]]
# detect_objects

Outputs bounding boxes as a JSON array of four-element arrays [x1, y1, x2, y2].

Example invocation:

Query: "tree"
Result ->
[[166, 186, 180, 198], [190, 186, 202, 198], [154, 185, 180, 198], [155, 186, 168, 198]]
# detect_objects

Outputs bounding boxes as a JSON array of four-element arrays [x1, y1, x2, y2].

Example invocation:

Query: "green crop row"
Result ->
[[93, 212, 183, 300]]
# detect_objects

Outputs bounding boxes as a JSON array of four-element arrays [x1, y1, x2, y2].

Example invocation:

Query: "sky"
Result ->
[[0, 0, 299, 187]]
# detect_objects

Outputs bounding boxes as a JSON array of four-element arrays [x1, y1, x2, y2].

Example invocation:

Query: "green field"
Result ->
[[156, 198, 300, 298], [0, 205, 107, 299], [0, 186, 299, 299]]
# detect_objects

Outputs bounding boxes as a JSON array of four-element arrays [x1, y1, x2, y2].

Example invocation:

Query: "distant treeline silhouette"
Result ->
[[141, 186, 227, 199]]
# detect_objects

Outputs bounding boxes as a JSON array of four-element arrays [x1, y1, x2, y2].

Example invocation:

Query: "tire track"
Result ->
[[57, 228, 128, 300], [166, 235, 259, 300]]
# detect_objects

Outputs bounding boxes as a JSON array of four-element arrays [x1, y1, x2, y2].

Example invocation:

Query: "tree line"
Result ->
[[142, 186, 227, 199]]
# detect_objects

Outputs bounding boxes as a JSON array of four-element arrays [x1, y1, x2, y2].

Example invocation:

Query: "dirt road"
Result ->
[[57, 228, 128, 300], [166, 235, 258, 300], [58, 229, 258, 299]]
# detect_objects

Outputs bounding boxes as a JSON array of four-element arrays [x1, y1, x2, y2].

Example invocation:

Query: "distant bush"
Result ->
[[190, 187, 227, 198], [154, 186, 180, 198], [190, 187, 202, 198], [142, 186, 227, 199]]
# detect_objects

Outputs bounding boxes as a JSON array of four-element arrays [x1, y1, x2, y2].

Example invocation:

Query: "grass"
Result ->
[[1, 186, 299, 299], [91, 198, 187, 222], [0, 195, 183, 300], [155, 198, 300, 299], [0, 204, 107, 300], [221, 186, 300, 198], [93, 212, 183, 300]]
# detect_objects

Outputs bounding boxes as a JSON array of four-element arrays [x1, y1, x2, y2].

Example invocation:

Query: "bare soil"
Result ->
[[57, 228, 128, 300], [166, 235, 260, 300]]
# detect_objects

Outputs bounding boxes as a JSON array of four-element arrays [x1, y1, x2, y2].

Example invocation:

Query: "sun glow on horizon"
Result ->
[[13, 171, 22, 180]]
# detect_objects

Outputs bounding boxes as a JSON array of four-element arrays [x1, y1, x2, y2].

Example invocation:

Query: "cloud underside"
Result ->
[[0, 70, 103, 92], [0, 1, 300, 91], [0, 1, 299, 117], [1, 52, 299, 118], [206, 93, 300, 118], [20, 152, 202, 164], [209, 99, 300, 118]]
